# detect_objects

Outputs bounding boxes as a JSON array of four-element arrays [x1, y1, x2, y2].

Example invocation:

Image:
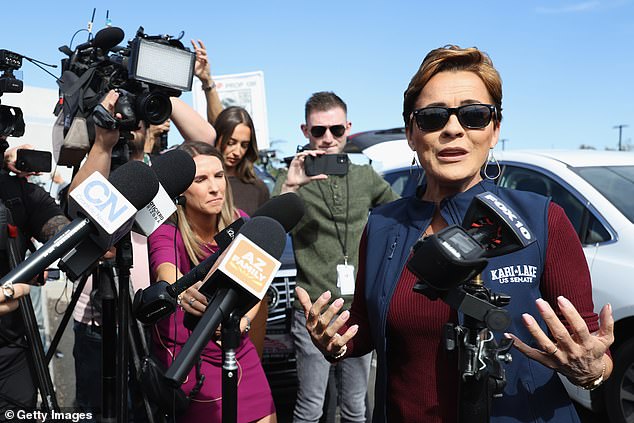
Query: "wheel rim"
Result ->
[[619, 364, 634, 422]]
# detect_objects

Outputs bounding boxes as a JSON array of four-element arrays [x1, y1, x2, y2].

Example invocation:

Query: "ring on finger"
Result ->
[[189, 297, 197, 306], [546, 345, 558, 356]]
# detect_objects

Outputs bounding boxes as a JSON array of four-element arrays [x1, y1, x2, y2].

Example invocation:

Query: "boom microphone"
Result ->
[[75, 26, 125, 52], [165, 216, 286, 386], [1, 161, 159, 287]]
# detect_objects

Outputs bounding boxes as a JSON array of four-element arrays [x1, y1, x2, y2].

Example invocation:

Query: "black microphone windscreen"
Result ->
[[151, 149, 196, 198], [93, 26, 125, 51], [240, 216, 286, 259], [252, 192, 305, 233], [108, 161, 159, 210]]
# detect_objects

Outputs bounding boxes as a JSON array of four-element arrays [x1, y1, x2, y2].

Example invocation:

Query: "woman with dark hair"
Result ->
[[296, 45, 614, 423], [215, 106, 270, 216], [147, 141, 276, 422], [213, 107, 271, 358]]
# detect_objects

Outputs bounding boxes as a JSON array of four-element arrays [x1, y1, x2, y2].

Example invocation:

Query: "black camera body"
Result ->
[[0, 49, 26, 138], [59, 26, 194, 135]]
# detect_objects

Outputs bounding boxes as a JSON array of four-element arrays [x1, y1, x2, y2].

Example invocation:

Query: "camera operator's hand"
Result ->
[[191, 39, 214, 88], [69, 90, 123, 193], [146, 120, 171, 153], [0, 283, 31, 316], [93, 90, 122, 152], [280, 150, 328, 194], [3, 143, 38, 178], [295, 286, 358, 359]]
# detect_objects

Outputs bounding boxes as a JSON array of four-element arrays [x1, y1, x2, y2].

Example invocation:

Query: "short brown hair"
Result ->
[[305, 91, 347, 121], [403, 45, 503, 128]]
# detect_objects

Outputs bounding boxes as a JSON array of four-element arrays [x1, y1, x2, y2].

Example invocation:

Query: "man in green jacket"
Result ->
[[274, 91, 399, 423]]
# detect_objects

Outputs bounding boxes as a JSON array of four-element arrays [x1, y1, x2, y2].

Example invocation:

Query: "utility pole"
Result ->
[[500, 138, 509, 151], [613, 125, 628, 151]]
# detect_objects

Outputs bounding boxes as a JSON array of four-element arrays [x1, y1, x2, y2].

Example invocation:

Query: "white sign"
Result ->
[[192, 71, 270, 150]]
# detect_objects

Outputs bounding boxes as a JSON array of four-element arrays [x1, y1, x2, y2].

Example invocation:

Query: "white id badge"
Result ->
[[337, 264, 356, 295]]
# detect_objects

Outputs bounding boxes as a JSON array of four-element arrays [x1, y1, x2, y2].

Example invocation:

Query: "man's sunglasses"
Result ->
[[412, 104, 497, 132], [309, 124, 346, 138]]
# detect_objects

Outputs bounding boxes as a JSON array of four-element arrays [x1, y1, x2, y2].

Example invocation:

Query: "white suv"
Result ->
[[346, 130, 634, 423]]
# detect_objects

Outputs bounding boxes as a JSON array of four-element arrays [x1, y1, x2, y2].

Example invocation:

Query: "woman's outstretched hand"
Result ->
[[506, 296, 614, 388], [295, 286, 358, 357]]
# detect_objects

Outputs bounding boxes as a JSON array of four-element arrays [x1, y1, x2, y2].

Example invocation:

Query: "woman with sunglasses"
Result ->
[[147, 142, 276, 423], [295, 45, 614, 423]]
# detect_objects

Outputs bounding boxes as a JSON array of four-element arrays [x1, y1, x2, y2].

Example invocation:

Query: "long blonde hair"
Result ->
[[171, 142, 236, 265]]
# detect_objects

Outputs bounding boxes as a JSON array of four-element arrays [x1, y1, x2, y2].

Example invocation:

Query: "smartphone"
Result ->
[[15, 149, 52, 173], [304, 154, 349, 176]]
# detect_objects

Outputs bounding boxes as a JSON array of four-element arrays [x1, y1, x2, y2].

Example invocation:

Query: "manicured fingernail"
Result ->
[[322, 291, 331, 300], [558, 296, 572, 308], [522, 313, 534, 326], [350, 324, 359, 334], [333, 298, 344, 307], [340, 310, 350, 320], [535, 298, 548, 311], [504, 332, 512, 339]]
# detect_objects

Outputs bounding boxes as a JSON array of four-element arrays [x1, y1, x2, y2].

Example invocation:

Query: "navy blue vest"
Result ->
[[363, 180, 580, 423]]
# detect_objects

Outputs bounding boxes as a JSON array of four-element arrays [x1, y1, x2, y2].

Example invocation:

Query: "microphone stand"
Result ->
[[414, 274, 513, 423], [221, 313, 241, 423], [115, 232, 133, 423]]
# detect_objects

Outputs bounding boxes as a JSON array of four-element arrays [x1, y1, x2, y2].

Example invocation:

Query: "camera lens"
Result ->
[[0, 105, 25, 137], [136, 91, 172, 125]]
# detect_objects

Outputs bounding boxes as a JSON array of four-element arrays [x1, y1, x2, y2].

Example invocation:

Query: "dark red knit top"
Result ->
[[345, 203, 599, 422]]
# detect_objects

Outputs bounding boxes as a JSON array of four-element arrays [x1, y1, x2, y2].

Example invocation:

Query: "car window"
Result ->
[[574, 166, 634, 224], [382, 168, 423, 197], [498, 166, 611, 245]]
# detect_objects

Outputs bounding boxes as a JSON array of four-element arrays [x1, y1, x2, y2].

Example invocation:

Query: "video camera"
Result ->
[[0, 49, 26, 139], [55, 26, 195, 165]]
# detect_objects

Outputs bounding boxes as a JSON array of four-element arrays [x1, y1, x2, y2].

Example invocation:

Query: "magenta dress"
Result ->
[[147, 216, 276, 422]]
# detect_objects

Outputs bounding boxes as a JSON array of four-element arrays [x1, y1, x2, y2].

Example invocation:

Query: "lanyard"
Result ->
[[317, 173, 350, 264]]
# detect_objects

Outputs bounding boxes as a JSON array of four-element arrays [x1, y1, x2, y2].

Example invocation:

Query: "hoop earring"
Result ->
[[409, 153, 420, 177], [484, 149, 501, 180]]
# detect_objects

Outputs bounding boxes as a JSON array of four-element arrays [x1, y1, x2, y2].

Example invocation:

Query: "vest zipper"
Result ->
[[387, 233, 399, 260]]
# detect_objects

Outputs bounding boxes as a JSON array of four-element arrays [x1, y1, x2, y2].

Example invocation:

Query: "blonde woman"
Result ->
[[148, 141, 276, 422]]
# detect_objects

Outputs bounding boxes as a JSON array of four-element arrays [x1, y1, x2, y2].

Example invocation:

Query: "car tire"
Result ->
[[604, 337, 634, 423]]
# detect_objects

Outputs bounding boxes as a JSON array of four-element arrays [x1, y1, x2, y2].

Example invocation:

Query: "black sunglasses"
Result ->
[[309, 124, 346, 138], [412, 104, 497, 132]]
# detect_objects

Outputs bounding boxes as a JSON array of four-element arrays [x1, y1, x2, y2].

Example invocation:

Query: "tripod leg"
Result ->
[[127, 285, 160, 423], [18, 294, 59, 413], [100, 264, 117, 423], [45, 273, 90, 364]]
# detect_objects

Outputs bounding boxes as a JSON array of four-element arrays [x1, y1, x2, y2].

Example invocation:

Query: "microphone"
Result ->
[[59, 151, 194, 280], [407, 191, 535, 294], [1, 161, 159, 287], [75, 26, 125, 52], [132, 192, 305, 325], [251, 192, 305, 232], [165, 216, 286, 386], [133, 217, 246, 325], [133, 149, 196, 236]]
